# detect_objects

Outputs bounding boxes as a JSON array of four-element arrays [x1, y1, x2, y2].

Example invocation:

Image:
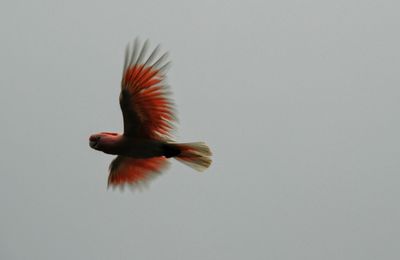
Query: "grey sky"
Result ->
[[1, 0, 399, 259]]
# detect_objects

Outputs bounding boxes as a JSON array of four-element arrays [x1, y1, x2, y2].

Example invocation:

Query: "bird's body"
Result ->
[[90, 133, 166, 158], [89, 39, 212, 189]]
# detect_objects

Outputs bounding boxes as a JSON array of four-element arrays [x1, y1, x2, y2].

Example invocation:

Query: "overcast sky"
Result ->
[[1, 0, 399, 259]]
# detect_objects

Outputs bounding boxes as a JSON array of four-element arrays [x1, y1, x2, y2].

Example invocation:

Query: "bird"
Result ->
[[89, 38, 212, 190]]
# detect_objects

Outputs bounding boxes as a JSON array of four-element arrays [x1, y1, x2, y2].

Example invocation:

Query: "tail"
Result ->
[[166, 142, 212, 171]]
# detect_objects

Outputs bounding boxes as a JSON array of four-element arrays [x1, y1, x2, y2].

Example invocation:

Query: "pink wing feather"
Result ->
[[108, 156, 169, 188], [119, 39, 176, 139]]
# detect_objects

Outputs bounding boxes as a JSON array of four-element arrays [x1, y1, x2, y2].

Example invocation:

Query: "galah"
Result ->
[[89, 39, 212, 189]]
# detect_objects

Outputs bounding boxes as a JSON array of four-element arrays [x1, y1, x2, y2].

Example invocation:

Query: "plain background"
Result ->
[[1, 0, 399, 259]]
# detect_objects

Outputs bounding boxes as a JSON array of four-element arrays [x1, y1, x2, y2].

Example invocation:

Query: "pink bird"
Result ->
[[89, 39, 212, 189]]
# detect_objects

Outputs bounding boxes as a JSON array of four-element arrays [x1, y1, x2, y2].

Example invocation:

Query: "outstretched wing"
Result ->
[[120, 39, 176, 139], [108, 156, 169, 189]]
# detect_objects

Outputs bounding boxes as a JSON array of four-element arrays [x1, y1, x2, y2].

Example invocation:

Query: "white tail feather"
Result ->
[[171, 142, 212, 171]]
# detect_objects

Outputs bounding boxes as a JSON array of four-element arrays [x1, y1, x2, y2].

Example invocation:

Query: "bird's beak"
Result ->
[[89, 135, 99, 149], [89, 140, 97, 148]]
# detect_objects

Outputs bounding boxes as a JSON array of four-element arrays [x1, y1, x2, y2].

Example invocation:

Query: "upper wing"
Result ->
[[108, 156, 169, 189], [120, 39, 176, 139]]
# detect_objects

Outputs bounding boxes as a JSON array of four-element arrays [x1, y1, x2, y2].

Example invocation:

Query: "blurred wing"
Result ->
[[120, 38, 176, 139], [108, 156, 169, 189]]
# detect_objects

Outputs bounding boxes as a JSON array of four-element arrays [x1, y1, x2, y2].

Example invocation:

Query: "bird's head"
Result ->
[[89, 132, 119, 151]]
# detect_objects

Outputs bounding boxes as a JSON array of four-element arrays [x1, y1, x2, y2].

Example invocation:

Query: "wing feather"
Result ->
[[120, 39, 176, 139], [108, 156, 169, 189]]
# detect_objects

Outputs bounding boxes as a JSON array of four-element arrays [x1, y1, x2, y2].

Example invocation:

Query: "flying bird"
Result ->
[[89, 39, 212, 189]]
